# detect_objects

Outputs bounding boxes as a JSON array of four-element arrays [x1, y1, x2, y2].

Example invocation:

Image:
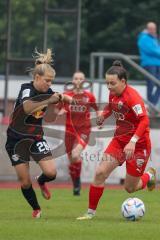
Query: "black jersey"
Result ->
[[7, 81, 54, 140]]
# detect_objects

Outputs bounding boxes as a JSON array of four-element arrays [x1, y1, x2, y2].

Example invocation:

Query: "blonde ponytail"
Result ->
[[32, 48, 56, 78], [34, 48, 53, 66]]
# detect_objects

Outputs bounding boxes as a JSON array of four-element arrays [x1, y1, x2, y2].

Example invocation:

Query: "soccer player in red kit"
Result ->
[[77, 60, 156, 219], [63, 71, 98, 195]]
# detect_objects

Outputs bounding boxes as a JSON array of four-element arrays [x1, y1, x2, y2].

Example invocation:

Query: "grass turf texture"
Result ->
[[0, 188, 159, 240]]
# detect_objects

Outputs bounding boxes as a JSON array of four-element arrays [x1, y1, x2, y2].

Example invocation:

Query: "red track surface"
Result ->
[[0, 181, 123, 190]]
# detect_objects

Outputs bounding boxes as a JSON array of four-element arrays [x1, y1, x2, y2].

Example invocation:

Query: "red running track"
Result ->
[[0, 181, 123, 190]]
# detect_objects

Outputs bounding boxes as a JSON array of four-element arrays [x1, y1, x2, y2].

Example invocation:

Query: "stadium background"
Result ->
[[0, 0, 160, 183]]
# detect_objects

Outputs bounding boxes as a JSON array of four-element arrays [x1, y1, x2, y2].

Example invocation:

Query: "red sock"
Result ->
[[89, 184, 104, 210], [69, 161, 82, 182], [141, 173, 150, 189]]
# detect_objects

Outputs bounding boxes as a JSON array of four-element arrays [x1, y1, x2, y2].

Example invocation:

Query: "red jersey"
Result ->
[[103, 85, 150, 143], [63, 90, 98, 132]]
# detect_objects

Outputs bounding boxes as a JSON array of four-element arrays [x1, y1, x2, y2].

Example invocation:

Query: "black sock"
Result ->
[[21, 185, 40, 210], [73, 177, 81, 189], [38, 173, 56, 185]]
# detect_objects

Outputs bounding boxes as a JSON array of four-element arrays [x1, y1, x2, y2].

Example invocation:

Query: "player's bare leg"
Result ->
[[77, 154, 119, 220], [124, 167, 156, 193], [124, 174, 142, 192]]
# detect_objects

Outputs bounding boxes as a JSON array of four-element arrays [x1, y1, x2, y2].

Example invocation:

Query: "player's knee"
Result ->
[[20, 180, 32, 189], [71, 150, 80, 162], [95, 169, 106, 182], [44, 170, 57, 179], [49, 174, 57, 181], [124, 185, 136, 193]]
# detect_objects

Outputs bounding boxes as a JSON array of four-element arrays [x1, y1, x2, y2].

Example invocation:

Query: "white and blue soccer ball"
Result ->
[[121, 197, 145, 221]]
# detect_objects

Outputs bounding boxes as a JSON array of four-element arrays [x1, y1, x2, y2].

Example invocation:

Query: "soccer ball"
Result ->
[[121, 197, 145, 221]]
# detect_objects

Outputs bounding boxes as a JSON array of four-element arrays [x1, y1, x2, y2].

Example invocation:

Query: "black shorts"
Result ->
[[5, 137, 52, 166]]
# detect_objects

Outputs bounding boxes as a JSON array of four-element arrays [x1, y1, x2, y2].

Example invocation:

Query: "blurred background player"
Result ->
[[137, 22, 160, 108], [5, 49, 73, 218], [57, 71, 98, 195], [77, 60, 156, 220]]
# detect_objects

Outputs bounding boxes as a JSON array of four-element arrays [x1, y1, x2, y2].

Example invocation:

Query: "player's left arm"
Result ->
[[130, 100, 149, 142], [44, 92, 74, 123], [123, 93, 149, 159], [44, 103, 61, 123], [43, 89, 73, 123]]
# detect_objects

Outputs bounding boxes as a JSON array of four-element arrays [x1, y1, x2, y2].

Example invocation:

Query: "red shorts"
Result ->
[[65, 129, 90, 155], [104, 137, 151, 177]]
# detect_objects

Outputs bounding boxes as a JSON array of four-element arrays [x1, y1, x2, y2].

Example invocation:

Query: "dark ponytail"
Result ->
[[106, 60, 127, 81]]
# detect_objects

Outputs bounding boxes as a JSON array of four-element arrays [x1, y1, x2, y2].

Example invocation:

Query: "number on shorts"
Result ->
[[36, 141, 50, 152]]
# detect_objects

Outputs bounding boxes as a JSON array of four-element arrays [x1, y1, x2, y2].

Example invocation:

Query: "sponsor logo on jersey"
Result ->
[[22, 89, 31, 99], [112, 110, 125, 120], [32, 110, 44, 119], [69, 105, 87, 112], [132, 104, 143, 116]]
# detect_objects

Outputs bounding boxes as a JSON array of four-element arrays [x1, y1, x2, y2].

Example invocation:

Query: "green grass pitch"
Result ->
[[0, 187, 160, 240]]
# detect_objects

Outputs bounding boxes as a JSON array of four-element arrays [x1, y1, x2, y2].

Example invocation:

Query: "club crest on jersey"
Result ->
[[82, 96, 89, 103], [117, 101, 123, 110], [136, 158, 145, 168]]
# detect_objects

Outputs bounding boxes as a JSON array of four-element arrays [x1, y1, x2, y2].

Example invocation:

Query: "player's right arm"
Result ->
[[23, 90, 74, 115], [23, 92, 62, 114], [96, 95, 112, 126], [96, 106, 112, 126]]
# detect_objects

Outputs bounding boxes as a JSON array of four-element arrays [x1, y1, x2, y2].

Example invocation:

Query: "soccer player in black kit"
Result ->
[[5, 49, 73, 218]]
